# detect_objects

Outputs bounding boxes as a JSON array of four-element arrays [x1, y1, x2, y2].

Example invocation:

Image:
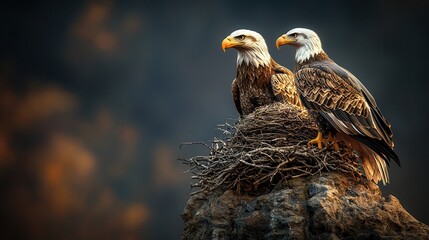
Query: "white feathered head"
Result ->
[[222, 29, 271, 68]]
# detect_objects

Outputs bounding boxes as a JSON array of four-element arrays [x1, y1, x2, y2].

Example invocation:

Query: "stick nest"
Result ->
[[181, 102, 361, 194]]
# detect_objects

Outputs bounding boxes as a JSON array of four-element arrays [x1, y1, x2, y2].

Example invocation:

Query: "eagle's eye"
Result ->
[[289, 33, 298, 38], [235, 35, 246, 40]]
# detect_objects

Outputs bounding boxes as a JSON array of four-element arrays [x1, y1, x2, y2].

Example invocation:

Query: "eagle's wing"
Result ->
[[271, 65, 301, 107], [231, 78, 243, 116], [296, 61, 399, 165]]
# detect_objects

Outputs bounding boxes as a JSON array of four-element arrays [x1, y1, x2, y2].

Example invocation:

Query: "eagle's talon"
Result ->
[[308, 131, 324, 150]]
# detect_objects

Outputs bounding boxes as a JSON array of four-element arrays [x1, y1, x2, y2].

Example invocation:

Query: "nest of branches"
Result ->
[[181, 102, 361, 194]]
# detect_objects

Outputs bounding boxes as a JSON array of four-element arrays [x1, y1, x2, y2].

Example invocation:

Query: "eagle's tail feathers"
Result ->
[[337, 133, 390, 184]]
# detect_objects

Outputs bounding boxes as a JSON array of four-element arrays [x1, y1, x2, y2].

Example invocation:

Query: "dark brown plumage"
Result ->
[[232, 59, 299, 116], [296, 53, 393, 146]]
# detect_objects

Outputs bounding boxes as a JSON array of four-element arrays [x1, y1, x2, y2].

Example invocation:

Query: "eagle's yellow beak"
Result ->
[[222, 36, 244, 52], [276, 35, 295, 49]]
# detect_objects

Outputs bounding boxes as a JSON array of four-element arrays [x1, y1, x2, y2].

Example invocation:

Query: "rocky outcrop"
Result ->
[[182, 173, 429, 239]]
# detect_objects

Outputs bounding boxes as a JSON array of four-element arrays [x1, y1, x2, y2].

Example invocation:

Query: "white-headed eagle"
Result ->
[[276, 28, 400, 184], [222, 29, 301, 116]]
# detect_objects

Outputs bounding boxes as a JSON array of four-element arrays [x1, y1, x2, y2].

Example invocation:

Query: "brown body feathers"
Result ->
[[232, 59, 300, 116]]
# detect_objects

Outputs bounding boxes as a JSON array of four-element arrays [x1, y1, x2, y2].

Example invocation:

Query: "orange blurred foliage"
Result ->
[[0, 85, 149, 239], [69, 1, 141, 55], [13, 86, 77, 129], [153, 144, 185, 187], [72, 1, 117, 52]]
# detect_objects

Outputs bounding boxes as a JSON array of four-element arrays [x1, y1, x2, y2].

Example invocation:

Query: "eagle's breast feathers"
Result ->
[[233, 59, 301, 115]]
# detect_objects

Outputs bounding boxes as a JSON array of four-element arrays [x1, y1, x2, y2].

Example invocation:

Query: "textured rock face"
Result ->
[[181, 173, 429, 240]]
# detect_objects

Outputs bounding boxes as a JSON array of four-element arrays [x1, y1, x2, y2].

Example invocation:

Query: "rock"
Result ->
[[181, 173, 429, 239]]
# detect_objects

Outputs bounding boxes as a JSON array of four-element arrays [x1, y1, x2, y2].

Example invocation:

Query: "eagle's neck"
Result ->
[[294, 52, 332, 71], [237, 48, 271, 68], [295, 37, 324, 64]]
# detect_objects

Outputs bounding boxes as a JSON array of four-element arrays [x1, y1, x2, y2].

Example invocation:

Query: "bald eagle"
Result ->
[[276, 28, 399, 184], [222, 29, 301, 116]]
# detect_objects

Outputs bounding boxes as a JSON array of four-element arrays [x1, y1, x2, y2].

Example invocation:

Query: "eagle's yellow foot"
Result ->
[[325, 132, 340, 151], [308, 131, 324, 149]]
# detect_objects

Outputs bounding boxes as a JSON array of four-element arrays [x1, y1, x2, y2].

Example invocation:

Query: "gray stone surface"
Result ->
[[182, 173, 429, 239]]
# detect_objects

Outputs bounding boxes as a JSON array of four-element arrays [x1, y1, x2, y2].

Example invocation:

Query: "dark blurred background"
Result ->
[[0, 0, 428, 239]]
